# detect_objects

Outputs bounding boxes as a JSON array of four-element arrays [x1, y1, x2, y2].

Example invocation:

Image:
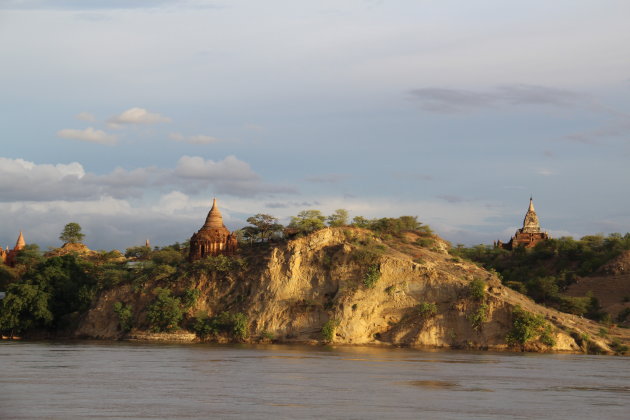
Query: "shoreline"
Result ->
[[2, 333, 596, 356]]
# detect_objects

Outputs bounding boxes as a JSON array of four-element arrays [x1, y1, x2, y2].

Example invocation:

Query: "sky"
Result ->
[[1, 0, 629, 251]]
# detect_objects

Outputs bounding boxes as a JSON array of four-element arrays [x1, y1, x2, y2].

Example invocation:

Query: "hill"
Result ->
[[72, 228, 629, 354]]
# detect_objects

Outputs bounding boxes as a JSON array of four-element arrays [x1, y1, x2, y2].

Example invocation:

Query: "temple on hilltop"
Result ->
[[495, 198, 549, 250], [1, 231, 26, 267], [189, 198, 238, 261]]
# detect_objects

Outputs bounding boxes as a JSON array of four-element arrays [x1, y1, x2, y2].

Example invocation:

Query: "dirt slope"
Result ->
[[566, 250, 630, 326]]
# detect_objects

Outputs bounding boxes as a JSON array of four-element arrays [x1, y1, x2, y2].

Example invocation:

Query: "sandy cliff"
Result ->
[[76, 228, 630, 353]]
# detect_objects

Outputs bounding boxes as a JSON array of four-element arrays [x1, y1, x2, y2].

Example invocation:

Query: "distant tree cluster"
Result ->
[[0, 237, 193, 336], [452, 233, 630, 322]]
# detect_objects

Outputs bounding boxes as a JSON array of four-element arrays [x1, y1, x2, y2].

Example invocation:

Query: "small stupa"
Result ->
[[1, 231, 26, 267]]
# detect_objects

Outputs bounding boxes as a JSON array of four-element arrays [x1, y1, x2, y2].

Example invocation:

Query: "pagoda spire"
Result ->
[[521, 198, 540, 233], [14, 231, 25, 251], [203, 197, 225, 229]]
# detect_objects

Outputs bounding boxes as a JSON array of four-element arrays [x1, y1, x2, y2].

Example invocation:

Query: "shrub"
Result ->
[[506, 306, 555, 348], [505, 281, 527, 294], [416, 302, 438, 318], [181, 289, 201, 310], [228, 312, 249, 339], [351, 238, 385, 265], [113, 302, 133, 332], [151, 249, 184, 266], [467, 303, 488, 330], [125, 246, 152, 260], [469, 278, 486, 301], [191, 255, 245, 273], [363, 264, 381, 288], [192, 315, 216, 338], [609, 338, 629, 355], [617, 307, 630, 323], [321, 319, 340, 342], [415, 238, 435, 248], [260, 330, 274, 340], [557, 295, 591, 316], [147, 288, 183, 332], [192, 311, 249, 339]]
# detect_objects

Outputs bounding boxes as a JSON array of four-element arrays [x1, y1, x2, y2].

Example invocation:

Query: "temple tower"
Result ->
[[3, 231, 26, 267], [189, 198, 238, 261], [521, 198, 541, 233], [496, 198, 549, 250], [14, 231, 25, 251]]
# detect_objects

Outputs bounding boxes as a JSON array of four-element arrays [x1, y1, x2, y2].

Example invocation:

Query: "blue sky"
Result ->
[[1, 0, 629, 250]]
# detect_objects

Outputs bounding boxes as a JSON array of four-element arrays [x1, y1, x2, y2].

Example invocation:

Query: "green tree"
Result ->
[[113, 302, 133, 332], [125, 246, 152, 260], [147, 288, 183, 332], [351, 216, 372, 228], [327, 209, 349, 227], [150, 249, 184, 266], [288, 210, 326, 234], [506, 306, 555, 348], [15, 244, 44, 268], [0, 265, 18, 290], [59, 222, 85, 244], [245, 214, 284, 242], [0, 283, 53, 334]]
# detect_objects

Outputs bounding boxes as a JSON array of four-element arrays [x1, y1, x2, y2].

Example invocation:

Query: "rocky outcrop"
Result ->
[[76, 228, 630, 353]]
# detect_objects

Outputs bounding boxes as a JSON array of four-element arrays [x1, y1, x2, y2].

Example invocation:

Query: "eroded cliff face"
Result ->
[[76, 228, 629, 353]]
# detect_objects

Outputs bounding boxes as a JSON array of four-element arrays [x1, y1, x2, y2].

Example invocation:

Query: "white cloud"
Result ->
[[75, 111, 96, 122], [170, 132, 221, 144], [57, 127, 117, 145], [0, 157, 85, 180], [175, 155, 258, 181], [108, 107, 171, 128], [0, 155, 295, 202]]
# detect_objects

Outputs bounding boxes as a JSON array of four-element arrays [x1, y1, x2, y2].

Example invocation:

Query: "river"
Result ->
[[1, 341, 628, 419]]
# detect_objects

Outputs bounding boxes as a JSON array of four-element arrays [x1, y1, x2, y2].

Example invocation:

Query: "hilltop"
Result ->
[[69, 227, 628, 354]]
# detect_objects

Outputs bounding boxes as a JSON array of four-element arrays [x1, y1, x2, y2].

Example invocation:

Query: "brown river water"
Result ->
[[1, 341, 628, 419]]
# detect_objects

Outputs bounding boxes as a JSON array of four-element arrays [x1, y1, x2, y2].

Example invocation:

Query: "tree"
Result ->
[[327, 209, 349, 227], [59, 222, 85, 244], [0, 283, 53, 334], [147, 288, 183, 332], [125, 246, 152, 260], [245, 214, 284, 242], [351, 216, 372, 229], [288, 210, 326, 234]]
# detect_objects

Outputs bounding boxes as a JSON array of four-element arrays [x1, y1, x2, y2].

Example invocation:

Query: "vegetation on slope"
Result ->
[[451, 233, 630, 323]]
